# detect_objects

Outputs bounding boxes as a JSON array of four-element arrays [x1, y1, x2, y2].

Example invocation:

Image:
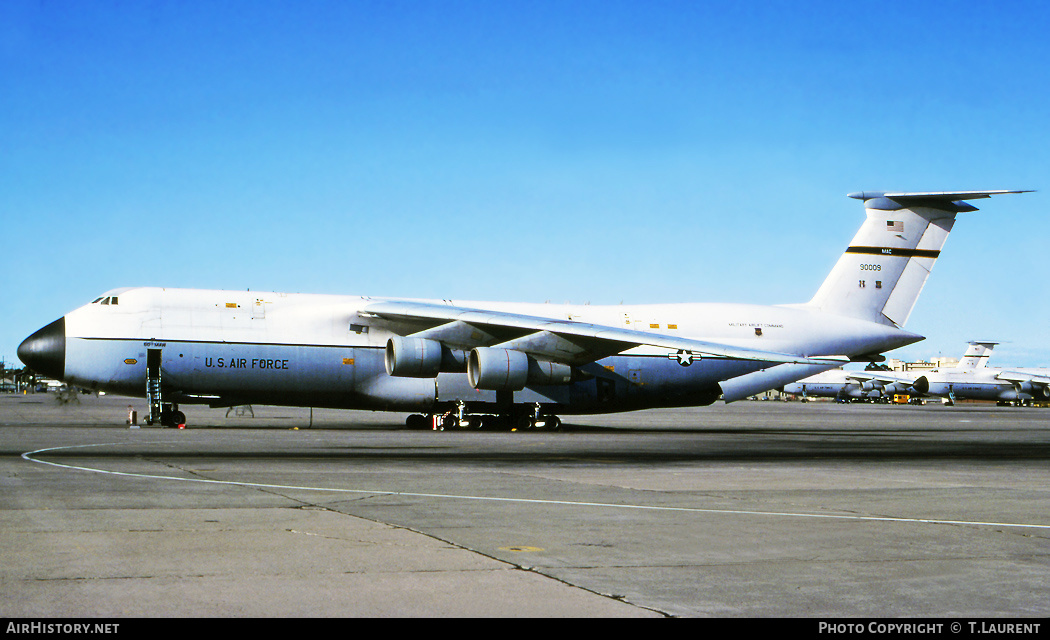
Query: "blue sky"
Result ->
[[2, 0, 1048, 368]]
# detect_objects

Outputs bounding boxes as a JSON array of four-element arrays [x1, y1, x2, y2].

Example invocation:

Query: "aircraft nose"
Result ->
[[17, 317, 66, 380]]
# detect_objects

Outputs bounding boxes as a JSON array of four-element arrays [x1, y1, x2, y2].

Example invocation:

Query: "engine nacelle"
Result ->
[[468, 348, 528, 391], [385, 337, 442, 378], [845, 385, 881, 399], [467, 348, 575, 391], [883, 382, 912, 396], [913, 376, 930, 395], [999, 389, 1034, 402], [859, 380, 881, 392], [1015, 381, 1050, 398], [526, 359, 574, 386]]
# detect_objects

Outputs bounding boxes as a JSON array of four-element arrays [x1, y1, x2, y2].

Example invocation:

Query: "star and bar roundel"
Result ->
[[667, 350, 700, 367]]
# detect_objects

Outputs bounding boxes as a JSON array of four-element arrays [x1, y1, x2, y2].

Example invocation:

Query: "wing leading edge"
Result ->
[[996, 370, 1050, 385], [363, 300, 848, 367]]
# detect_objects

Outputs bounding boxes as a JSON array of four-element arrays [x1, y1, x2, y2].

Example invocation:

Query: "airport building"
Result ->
[[885, 356, 960, 372]]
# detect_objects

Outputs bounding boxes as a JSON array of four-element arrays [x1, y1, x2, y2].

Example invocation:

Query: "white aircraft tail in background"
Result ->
[[958, 341, 997, 369]]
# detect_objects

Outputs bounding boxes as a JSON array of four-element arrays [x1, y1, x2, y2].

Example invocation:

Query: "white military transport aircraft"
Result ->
[[17, 190, 1029, 429], [782, 341, 999, 402], [781, 367, 915, 402], [912, 343, 1050, 406]]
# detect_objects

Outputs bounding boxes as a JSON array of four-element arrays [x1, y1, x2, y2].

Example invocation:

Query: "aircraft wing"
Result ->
[[995, 370, 1050, 385], [363, 300, 848, 367], [844, 371, 917, 385]]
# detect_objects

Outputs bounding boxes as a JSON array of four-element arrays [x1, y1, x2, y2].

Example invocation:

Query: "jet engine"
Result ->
[[468, 348, 528, 390], [859, 380, 880, 393], [844, 383, 881, 400], [1013, 381, 1050, 399], [467, 348, 574, 391], [883, 382, 912, 396], [525, 358, 574, 386], [913, 376, 930, 395], [385, 337, 443, 378]]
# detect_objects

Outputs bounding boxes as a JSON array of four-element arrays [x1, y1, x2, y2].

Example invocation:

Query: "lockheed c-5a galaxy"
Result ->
[[781, 340, 999, 403], [18, 190, 1029, 430], [911, 342, 1050, 406]]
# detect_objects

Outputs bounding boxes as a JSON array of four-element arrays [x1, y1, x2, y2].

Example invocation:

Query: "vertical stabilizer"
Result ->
[[806, 191, 1029, 327], [958, 341, 997, 369]]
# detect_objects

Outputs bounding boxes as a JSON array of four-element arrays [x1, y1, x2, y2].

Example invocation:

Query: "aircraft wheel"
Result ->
[[405, 414, 428, 430], [544, 416, 561, 431], [171, 411, 187, 427], [441, 414, 459, 430], [480, 415, 504, 431]]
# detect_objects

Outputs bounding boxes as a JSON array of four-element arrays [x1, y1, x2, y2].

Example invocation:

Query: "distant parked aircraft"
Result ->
[[782, 341, 998, 402], [913, 343, 1050, 406]]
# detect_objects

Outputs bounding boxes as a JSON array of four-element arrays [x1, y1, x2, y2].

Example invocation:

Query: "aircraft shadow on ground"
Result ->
[[18, 429, 1050, 463]]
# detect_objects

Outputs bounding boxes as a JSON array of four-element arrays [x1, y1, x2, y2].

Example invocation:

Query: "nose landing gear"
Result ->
[[144, 349, 186, 428]]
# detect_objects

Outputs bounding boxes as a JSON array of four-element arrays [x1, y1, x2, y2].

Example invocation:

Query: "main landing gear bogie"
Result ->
[[406, 404, 561, 432]]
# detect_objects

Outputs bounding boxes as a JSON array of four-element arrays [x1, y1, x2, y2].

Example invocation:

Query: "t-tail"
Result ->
[[958, 340, 997, 369], [805, 191, 1031, 327]]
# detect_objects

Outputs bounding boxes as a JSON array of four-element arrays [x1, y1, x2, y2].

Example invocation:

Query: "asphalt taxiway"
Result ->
[[1, 394, 1048, 617]]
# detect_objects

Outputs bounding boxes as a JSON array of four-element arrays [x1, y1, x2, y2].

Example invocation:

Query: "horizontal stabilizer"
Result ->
[[848, 190, 1033, 201]]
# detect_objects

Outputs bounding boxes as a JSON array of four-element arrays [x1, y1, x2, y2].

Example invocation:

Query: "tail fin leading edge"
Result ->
[[806, 190, 1031, 327]]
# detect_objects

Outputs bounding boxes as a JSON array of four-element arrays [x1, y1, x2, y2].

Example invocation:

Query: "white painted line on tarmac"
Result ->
[[22, 442, 1050, 531]]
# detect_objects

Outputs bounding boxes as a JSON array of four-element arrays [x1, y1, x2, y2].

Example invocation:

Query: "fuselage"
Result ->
[[917, 367, 1050, 404], [26, 286, 922, 414], [781, 369, 879, 400]]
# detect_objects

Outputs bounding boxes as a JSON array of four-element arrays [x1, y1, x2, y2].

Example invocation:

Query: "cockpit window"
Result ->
[[92, 297, 103, 304], [93, 295, 119, 305]]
